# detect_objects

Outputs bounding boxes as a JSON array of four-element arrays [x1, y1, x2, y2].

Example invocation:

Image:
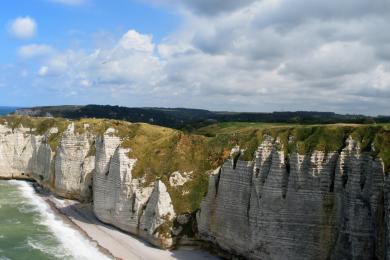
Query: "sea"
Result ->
[[0, 107, 18, 116], [0, 107, 110, 259], [0, 180, 110, 260]]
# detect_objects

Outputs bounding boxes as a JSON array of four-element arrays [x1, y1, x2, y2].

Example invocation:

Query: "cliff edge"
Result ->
[[1, 116, 390, 259]]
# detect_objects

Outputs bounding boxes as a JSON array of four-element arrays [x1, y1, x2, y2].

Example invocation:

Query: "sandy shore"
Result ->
[[35, 188, 218, 260]]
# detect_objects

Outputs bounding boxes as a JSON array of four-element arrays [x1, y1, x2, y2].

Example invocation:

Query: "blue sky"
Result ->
[[1, 0, 179, 62], [1, 0, 390, 115]]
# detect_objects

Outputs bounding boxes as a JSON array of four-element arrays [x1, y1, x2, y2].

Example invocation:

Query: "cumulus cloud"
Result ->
[[18, 44, 54, 58], [280, 42, 376, 79], [35, 30, 162, 94], [18, 0, 390, 114], [147, 0, 390, 113], [8, 17, 37, 39], [118, 30, 155, 52]]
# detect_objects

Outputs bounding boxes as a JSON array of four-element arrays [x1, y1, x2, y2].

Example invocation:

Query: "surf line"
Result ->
[[9, 180, 112, 260]]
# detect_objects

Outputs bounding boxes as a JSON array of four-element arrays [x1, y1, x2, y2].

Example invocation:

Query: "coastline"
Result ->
[[31, 182, 218, 260]]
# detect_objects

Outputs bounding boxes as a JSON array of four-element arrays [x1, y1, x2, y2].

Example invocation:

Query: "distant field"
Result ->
[[14, 105, 390, 130], [193, 121, 383, 136]]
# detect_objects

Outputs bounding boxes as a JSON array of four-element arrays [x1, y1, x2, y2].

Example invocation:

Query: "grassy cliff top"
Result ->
[[195, 121, 390, 171], [1, 116, 390, 213]]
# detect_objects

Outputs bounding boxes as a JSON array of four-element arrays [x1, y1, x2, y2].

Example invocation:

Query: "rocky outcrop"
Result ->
[[93, 129, 176, 248], [0, 125, 45, 179], [169, 171, 191, 187], [54, 123, 94, 201], [140, 180, 176, 247], [198, 136, 388, 259]]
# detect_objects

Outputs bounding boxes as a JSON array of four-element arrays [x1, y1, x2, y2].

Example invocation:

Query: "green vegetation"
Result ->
[[154, 214, 174, 239], [1, 115, 390, 214], [0, 116, 69, 151], [14, 104, 390, 130], [196, 122, 390, 172]]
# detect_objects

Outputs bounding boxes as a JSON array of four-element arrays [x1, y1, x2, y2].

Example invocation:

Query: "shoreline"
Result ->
[[29, 182, 219, 260], [1, 179, 113, 260], [40, 193, 115, 259]]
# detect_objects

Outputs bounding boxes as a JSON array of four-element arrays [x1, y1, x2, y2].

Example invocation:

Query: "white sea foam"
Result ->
[[27, 236, 70, 259], [5, 219, 21, 225], [17, 203, 38, 214], [11, 181, 111, 260]]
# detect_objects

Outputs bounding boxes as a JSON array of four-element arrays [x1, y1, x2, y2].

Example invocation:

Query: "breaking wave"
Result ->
[[9, 181, 111, 260]]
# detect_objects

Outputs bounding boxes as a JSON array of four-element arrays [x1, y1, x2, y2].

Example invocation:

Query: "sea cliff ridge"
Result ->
[[1, 115, 390, 259]]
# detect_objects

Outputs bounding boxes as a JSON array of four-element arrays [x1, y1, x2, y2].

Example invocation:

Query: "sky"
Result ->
[[1, 0, 390, 115]]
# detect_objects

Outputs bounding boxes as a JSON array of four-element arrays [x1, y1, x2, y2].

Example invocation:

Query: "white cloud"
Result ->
[[280, 42, 376, 79], [18, 44, 54, 58], [15, 0, 390, 114], [35, 30, 163, 93], [118, 30, 154, 52], [38, 66, 49, 77], [80, 79, 92, 87], [370, 65, 390, 91], [9, 17, 37, 40]]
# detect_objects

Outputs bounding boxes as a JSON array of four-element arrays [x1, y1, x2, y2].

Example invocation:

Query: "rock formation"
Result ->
[[0, 122, 176, 248], [197, 135, 389, 260], [1, 117, 390, 259]]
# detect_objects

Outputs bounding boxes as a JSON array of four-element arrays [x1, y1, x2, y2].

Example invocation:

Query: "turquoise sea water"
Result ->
[[0, 181, 110, 260]]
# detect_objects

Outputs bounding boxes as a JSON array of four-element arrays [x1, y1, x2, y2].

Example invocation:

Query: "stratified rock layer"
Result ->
[[93, 130, 176, 247], [198, 136, 388, 260], [54, 123, 95, 201]]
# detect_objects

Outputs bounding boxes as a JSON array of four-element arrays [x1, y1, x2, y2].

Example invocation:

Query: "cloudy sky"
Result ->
[[1, 0, 390, 115]]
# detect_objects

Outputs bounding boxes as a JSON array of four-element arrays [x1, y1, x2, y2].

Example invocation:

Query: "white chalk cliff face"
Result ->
[[93, 129, 176, 247], [197, 135, 389, 260], [55, 123, 95, 200], [0, 123, 176, 248]]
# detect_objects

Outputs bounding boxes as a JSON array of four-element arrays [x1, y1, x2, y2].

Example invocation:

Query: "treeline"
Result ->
[[14, 105, 388, 130]]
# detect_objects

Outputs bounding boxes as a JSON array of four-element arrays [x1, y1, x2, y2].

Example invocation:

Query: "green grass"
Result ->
[[195, 122, 390, 171]]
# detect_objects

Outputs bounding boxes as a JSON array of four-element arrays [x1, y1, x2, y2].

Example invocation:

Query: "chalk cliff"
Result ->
[[1, 117, 390, 259], [197, 135, 389, 259], [0, 121, 176, 248], [93, 129, 175, 247]]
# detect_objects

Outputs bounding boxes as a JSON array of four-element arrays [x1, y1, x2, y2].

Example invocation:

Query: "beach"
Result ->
[[33, 183, 218, 260], [0, 180, 111, 260]]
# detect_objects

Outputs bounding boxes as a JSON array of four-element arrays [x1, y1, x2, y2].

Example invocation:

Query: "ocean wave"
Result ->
[[5, 218, 21, 225], [0, 197, 21, 205], [15, 181, 111, 260], [17, 203, 38, 214], [0, 256, 11, 260], [27, 236, 70, 259]]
